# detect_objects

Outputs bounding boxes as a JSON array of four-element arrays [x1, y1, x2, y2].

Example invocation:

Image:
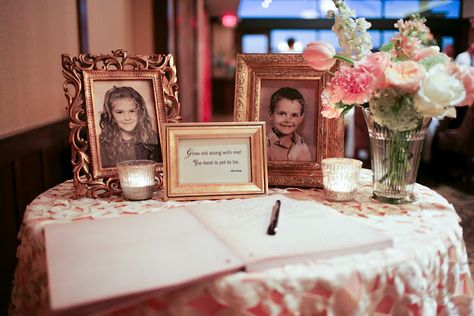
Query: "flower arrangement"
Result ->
[[303, 0, 473, 132], [302, 0, 474, 203]]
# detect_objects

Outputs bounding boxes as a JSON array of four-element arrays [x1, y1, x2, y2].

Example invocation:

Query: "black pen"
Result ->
[[266, 200, 281, 235]]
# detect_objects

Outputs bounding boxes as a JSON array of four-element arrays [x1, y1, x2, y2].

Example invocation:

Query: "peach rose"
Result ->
[[413, 46, 440, 61], [303, 41, 337, 71], [384, 60, 426, 92]]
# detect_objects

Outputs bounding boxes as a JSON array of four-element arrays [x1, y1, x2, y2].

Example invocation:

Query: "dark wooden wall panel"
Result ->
[[212, 78, 234, 116], [42, 145, 70, 190], [0, 120, 71, 314], [15, 153, 44, 221], [0, 163, 18, 312]]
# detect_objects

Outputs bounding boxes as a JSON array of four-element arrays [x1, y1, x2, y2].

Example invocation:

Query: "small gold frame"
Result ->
[[234, 54, 344, 188], [163, 122, 268, 201]]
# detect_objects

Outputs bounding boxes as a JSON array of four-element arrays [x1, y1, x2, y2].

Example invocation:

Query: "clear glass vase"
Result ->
[[362, 109, 431, 204]]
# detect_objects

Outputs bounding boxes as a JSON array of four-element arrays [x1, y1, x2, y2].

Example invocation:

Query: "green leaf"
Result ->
[[420, 55, 447, 70], [380, 42, 393, 52], [335, 103, 354, 117], [334, 102, 346, 110], [341, 106, 353, 117], [391, 56, 409, 62]]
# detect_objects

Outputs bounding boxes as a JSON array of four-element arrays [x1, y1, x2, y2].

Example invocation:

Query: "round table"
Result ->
[[9, 170, 474, 315]]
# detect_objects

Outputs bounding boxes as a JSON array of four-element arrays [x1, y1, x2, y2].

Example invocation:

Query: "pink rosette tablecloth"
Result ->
[[9, 170, 474, 315]]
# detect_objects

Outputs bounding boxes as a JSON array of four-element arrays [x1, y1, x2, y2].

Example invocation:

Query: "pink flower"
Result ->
[[391, 34, 421, 59], [394, 18, 430, 35], [357, 52, 391, 78], [413, 46, 440, 61], [303, 41, 337, 71], [384, 60, 426, 92], [357, 52, 391, 89], [329, 66, 377, 105], [321, 87, 343, 118]]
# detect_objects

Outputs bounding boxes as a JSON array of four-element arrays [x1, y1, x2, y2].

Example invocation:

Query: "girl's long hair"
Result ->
[[99, 86, 157, 162]]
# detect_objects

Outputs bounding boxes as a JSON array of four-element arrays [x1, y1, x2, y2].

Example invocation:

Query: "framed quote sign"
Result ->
[[234, 54, 344, 188], [163, 122, 268, 201]]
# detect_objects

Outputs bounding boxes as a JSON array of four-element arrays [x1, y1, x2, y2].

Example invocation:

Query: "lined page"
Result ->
[[187, 194, 393, 271]]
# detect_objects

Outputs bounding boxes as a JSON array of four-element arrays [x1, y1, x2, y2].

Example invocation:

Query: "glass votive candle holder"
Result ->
[[322, 158, 362, 202], [117, 160, 156, 201]]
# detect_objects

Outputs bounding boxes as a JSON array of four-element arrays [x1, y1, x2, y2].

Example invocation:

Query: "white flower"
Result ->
[[414, 64, 466, 118], [331, 0, 372, 60]]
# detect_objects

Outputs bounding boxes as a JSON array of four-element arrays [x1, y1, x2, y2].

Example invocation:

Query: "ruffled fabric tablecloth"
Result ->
[[9, 170, 474, 315]]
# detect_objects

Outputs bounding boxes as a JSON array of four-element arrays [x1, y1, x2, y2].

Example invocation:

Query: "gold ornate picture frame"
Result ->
[[62, 50, 180, 198], [234, 54, 344, 188], [163, 122, 268, 201]]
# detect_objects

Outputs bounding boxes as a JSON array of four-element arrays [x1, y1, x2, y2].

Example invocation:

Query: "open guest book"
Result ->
[[45, 194, 393, 315]]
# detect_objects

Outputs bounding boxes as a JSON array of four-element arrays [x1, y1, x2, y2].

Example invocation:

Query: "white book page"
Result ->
[[45, 208, 243, 314], [186, 194, 393, 271]]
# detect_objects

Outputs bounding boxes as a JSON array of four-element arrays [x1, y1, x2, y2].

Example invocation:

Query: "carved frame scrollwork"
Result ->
[[62, 49, 181, 198], [234, 54, 344, 188]]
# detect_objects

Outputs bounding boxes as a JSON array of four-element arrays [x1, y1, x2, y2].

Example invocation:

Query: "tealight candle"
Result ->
[[117, 160, 156, 201], [322, 158, 362, 202]]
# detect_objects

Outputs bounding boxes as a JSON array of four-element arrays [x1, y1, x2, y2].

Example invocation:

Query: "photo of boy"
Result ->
[[267, 87, 312, 161]]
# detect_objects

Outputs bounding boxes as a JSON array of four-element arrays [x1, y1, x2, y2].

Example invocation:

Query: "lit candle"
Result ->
[[322, 158, 362, 201], [117, 160, 156, 201]]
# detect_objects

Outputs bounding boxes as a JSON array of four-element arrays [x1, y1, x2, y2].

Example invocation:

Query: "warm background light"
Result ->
[[221, 14, 237, 27]]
